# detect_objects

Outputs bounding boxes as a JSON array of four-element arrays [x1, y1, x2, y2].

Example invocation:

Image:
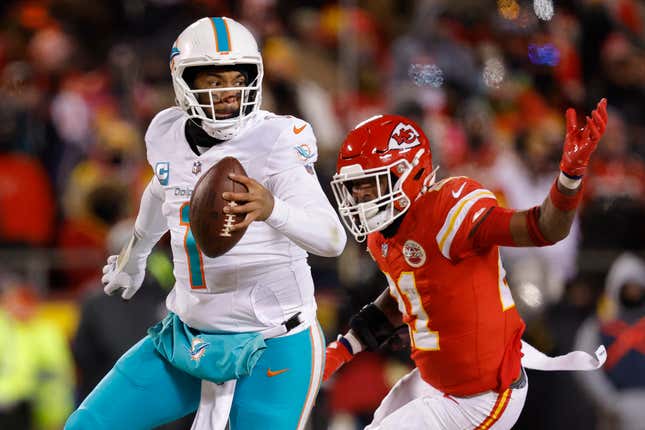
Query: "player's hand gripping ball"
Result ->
[[189, 157, 249, 258]]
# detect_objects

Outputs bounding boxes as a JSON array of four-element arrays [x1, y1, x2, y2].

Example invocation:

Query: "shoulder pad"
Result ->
[[264, 116, 318, 176], [145, 108, 184, 146]]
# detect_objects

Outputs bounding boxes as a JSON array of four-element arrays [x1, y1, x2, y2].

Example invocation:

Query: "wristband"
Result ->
[[558, 171, 582, 190], [339, 333, 363, 355], [549, 179, 583, 211], [344, 332, 364, 354]]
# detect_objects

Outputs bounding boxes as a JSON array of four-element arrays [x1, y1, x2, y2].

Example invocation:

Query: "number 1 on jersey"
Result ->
[[386, 272, 439, 351], [387, 257, 515, 352], [180, 203, 206, 289]]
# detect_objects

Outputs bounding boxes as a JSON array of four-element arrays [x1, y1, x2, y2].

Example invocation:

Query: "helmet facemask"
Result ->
[[333, 114, 437, 242], [174, 63, 263, 140], [331, 161, 414, 242]]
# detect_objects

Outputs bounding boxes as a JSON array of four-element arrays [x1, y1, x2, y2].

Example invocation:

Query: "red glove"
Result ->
[[322, 338, 354, 382], [560, 98, 608, 178]]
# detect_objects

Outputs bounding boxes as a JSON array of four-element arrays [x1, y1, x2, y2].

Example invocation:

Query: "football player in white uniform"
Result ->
[[65, 17, 346, 430]]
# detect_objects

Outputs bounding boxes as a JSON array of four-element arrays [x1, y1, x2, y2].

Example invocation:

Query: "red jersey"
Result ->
[[367, 177, 525, 396]]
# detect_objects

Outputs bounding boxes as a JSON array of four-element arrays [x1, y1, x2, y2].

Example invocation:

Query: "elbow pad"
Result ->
[[349, 303, 397, 351]]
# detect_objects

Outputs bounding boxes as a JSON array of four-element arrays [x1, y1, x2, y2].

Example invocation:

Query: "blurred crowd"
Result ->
[[0, 0, 644, 429]]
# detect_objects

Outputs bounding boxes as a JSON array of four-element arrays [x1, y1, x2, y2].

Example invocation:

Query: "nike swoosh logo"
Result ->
[[472, 207, 486, 222], [267, 368, 289, 377], [452, 183, 466, 199], [293, 124, 307, 134]]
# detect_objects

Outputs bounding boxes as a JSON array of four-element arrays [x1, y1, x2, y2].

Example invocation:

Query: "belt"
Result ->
[[510, 367, 527, 390], [259, 312, 304, 339]]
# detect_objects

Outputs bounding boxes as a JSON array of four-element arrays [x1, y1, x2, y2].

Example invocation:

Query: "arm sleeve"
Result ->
[[470, 206, 517, 249], [446, 203, 518, 260], [130, 177, 168, 259], [434, 177, 525, 260], [264, 165, 347, 257], [434, 179, 500, 260]]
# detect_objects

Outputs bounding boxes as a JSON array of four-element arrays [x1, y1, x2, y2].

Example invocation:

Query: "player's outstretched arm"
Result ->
[[469, 99, 607, 250], [509, 98, 608, 246], [323, 289, 402, 381], [103, 179, 168, 300]]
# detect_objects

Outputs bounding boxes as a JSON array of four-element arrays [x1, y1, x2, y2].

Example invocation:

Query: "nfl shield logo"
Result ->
[[381, 243, 389, 258], [192, 161, 202, 175]]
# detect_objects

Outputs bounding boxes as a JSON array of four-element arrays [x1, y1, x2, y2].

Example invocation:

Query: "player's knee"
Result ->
[[65, 408, 109, 430]]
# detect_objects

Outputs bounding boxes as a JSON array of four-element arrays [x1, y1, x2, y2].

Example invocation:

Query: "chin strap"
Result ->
[[365, 208, 392, 231], [201, 120, 239, 140]]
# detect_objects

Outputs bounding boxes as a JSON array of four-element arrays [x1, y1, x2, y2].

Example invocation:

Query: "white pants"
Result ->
[[365, 368, 528, 430]]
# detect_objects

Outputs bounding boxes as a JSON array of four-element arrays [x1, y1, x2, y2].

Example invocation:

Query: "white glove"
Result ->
[[102, 240, 147, 300]]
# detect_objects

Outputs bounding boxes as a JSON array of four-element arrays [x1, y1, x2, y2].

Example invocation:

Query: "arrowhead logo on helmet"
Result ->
[[331, 115, 436, 242], [389, 123, 421, 151]]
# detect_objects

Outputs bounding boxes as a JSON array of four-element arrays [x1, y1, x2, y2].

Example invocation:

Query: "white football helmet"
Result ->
[[170, 17, 263, 140]]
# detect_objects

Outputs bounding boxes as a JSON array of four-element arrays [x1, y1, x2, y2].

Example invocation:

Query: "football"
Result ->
[[189, 156, 248, 258]]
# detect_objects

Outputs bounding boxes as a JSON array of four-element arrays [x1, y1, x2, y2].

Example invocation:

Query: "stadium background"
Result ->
[[0, 0, 643, 429]]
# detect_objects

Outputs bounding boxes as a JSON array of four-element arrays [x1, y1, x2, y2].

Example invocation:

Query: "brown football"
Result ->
[[189, 157, 248, 258]]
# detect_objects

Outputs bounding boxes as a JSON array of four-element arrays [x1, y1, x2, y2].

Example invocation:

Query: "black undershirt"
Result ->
[[381, 214, 404, 238], [184, 119, 224, 155]]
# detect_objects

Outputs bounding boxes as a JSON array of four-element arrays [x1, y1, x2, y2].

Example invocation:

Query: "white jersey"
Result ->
[[144, 108, 342, 332]]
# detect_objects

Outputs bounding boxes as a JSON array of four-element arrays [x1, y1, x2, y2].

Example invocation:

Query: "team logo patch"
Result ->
[[295, 144, 315, 161], [388, 122, 421, 151], [403, 240, 426, 267], [155, 162, 170, 185], [187, 337, 209, 362], [192, 161, 202, 175]]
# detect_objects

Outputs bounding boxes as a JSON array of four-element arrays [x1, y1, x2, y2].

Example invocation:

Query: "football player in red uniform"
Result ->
[[325, 99, 608, 429]]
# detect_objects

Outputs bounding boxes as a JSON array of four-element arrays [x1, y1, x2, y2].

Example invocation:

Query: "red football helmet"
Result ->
[[331, 114, 436, 241]]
